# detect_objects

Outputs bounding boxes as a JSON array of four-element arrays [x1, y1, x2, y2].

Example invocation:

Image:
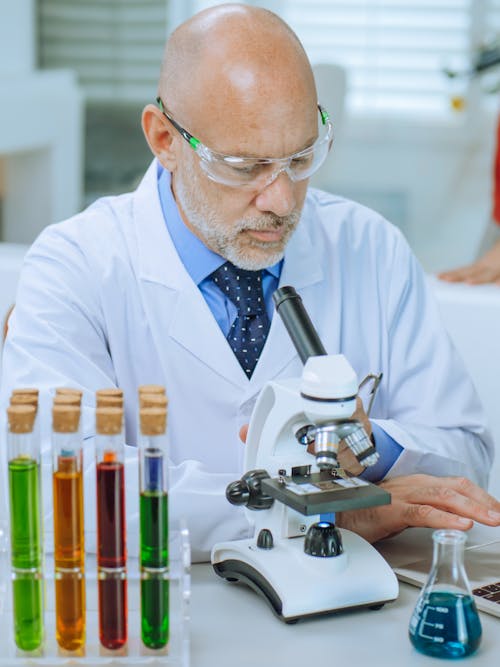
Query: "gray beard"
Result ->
[[174, 170, 301, 271]]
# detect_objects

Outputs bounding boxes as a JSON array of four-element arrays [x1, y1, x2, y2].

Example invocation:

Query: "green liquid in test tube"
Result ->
[[140, 491, 168, 566], [140, 490, 169, 648], [7, 404, 44, 652], [9, 458, 41, 569], [139, 403, 169, 650], [11, 570, 44, 651]]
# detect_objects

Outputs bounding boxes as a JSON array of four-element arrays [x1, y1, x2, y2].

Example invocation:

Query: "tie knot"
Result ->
[[211, 262, 265, 316]]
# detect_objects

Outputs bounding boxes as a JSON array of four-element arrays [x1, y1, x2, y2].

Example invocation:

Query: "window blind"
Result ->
[[38, 0, 169, 104], [283, 0, 473, 114], [188, 0, 499, 116], [39, 0, 498, 113]]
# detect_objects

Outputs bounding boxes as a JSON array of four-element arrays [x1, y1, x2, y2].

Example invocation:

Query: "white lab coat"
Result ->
[[0, 160, 493, 562]]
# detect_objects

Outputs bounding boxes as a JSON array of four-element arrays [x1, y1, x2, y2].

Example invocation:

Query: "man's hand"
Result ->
[[336, 397, 371, 475], [438, 239, 500, 285], [336, 474, 500, 543]]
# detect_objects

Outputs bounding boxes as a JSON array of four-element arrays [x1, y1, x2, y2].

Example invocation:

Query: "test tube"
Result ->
[[139, 405, 169, 649], [52, 404, 85, 651], [7, 404, 44, 651], [95, 405, 127, 650]]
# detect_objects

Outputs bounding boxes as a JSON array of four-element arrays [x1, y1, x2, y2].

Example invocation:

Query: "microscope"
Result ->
[[211, 286, 398, 622]]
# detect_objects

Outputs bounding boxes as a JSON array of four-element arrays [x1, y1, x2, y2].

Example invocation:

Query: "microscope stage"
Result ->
[[261, 471, 391, 515]]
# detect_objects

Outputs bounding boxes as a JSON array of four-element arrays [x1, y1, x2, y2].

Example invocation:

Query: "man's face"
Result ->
[[170, 104, 314, 271]]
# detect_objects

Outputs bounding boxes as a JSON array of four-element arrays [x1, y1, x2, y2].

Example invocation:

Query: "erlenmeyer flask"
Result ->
[[409, 529, 482, 659]]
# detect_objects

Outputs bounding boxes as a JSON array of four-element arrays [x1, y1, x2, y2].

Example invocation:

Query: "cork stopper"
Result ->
[[7, 405, 36, 433], [138, 385, 166, 396], [96, 388, 123, 399], [96, 407, 123, 435], [139, 393, 168, 410], [11, 388, 39, 397], [10, 393, 38, 408], [56, 388, 83, 398], [96, 394, 123, 408], [53, 405, 81, 433], [140, 407, 167, 436], [53, 394, 81, 407]]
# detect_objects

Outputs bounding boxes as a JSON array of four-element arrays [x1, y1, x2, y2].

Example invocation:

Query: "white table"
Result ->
[[190, 526, 500, 667]]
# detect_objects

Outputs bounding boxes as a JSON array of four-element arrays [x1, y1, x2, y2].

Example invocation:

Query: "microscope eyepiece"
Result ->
[[273, 286, 327, 363]]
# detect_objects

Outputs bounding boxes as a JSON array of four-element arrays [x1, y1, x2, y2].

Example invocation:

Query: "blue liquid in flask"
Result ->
[[409, 590, 482, 659]]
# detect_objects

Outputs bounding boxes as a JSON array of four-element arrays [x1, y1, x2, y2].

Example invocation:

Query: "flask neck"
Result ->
[[430, 531, 470, 592]]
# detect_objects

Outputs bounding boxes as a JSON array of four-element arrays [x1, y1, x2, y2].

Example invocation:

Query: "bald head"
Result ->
[[158, 4, 317, 149]]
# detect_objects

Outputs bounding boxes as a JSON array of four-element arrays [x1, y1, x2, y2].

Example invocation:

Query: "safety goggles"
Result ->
[[156, 97, 333, 189]]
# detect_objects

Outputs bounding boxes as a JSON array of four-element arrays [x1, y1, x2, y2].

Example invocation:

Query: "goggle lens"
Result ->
[[197, 122, 333, 189]]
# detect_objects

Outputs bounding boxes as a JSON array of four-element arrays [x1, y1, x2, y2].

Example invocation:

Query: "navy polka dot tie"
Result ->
[[211, 262, 271, 378]]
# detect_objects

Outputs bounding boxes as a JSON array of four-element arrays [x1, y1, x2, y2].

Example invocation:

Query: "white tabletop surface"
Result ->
[[190, 526, 500, 667]]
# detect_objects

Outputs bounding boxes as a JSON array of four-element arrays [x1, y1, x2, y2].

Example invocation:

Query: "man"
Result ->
[[2, 4, 500, 562]]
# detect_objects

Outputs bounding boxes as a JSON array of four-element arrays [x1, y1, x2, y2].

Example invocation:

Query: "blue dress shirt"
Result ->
[[157, 166, 402, 483]]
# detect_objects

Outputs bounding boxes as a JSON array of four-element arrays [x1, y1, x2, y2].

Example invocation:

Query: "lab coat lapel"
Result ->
[[132, 162, 247, 389]]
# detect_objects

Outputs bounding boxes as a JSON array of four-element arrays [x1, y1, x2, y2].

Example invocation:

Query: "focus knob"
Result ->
[[304, 521, 343, 558], [226, 480, 250, 506], [225, 470, 274, 510], [257, 529, 274, 550]]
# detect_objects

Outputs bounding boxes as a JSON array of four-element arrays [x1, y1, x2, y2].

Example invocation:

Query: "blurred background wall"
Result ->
[[1, 0, 500, 272]]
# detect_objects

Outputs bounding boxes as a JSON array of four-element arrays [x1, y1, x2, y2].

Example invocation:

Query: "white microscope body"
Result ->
[[211, 288, 399, 622]]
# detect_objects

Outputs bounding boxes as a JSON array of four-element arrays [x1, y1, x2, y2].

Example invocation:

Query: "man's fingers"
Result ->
[[403, 503, 473, 531], [434, 476, 500, 512], [351, 396, 371, 437], [388, 474, 500, 510], [403, 477, 500, 526], [410, 487, 498, 525], [450, 476, 500, 511]]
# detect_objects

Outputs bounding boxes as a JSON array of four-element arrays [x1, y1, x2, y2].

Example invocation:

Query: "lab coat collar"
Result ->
[[133, 161, 325, 392]]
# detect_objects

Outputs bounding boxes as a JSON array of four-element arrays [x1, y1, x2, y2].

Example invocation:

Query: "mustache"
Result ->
[[235, 211, 300, 233]]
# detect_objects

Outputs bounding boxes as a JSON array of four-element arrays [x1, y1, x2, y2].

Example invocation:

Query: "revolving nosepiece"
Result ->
[[311, 419, 379, 470]]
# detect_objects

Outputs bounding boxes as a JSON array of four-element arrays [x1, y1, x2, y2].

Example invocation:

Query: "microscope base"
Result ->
[[212, 528, 398, 622]]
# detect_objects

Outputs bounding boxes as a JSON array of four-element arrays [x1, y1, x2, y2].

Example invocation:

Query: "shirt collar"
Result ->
[[157, 166, 282, 285]]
